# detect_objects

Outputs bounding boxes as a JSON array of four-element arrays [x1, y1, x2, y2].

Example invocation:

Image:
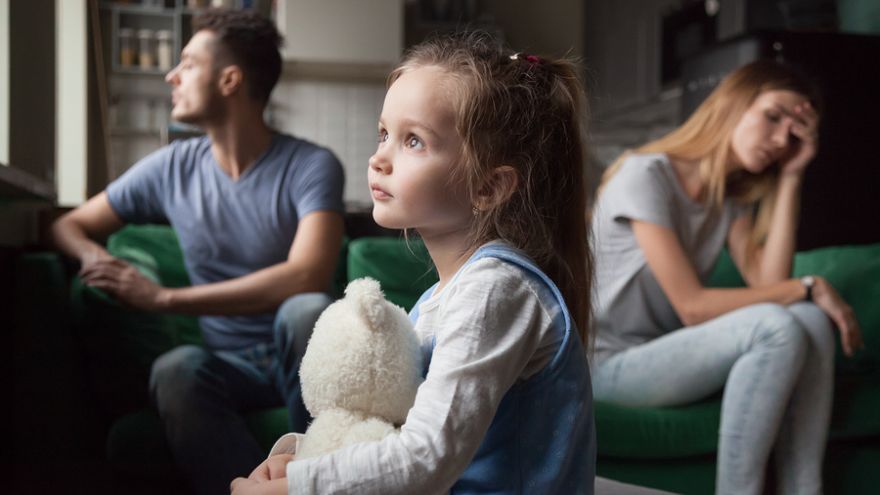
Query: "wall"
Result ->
[[271, 74, 386, 207], [486, 0, 584, 58], [56, 0, 88, 206], [0, 0, 8, 167]]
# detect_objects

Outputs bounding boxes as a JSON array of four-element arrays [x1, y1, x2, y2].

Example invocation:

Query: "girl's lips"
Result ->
[[371, 186, 392, 200]]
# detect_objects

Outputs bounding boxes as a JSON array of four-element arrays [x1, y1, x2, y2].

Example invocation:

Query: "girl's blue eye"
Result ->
[[406, 135, 424, 150], [378, 129, 388, 143]]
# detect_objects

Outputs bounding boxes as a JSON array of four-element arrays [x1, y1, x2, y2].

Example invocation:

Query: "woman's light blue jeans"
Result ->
[[148, 292, 333, 495], [592, 302, 835, 495]]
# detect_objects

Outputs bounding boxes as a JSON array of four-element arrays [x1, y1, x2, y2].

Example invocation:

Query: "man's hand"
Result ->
[[80, 257, 169, 311]]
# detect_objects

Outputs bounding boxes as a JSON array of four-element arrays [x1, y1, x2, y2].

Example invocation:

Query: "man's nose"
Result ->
[[165, 66, 179, 85]]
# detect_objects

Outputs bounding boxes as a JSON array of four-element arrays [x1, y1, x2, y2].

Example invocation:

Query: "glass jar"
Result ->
[[137, 29, 155, 70], [119, 28, 136, 67], [156, 30, 173, 70]]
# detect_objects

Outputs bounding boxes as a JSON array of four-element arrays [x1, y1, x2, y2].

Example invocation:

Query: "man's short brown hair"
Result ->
[[193, 8, 283, 104]]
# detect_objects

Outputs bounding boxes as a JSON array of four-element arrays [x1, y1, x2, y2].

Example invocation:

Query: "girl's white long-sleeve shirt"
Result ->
[[281, 256, 562, 494]]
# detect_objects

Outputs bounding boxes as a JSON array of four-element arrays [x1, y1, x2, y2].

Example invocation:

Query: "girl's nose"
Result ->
[[369, 151, 392, 174]]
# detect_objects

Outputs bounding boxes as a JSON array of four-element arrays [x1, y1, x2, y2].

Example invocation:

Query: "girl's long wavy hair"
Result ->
[[389, 31, 593, 348], [599, 60, 821, 257]]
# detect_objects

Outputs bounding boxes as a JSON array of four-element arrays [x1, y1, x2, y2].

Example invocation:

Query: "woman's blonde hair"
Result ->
[[600, 60, 821, 256], [389, 32, 593, 348]]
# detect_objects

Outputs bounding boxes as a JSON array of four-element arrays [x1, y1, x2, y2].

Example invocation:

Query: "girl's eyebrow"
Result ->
[[379, 117, 440, 139]]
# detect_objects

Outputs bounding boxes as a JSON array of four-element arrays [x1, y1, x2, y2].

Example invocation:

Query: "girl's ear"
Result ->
[[475, 165, 519, 211], [218, 65, 243, 97]]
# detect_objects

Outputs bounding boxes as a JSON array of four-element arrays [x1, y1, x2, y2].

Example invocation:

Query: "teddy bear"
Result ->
[[293, 277, 424, 460]]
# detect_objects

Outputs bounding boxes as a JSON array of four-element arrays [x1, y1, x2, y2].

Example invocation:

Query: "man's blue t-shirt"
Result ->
[[106, 133, 345, 350]]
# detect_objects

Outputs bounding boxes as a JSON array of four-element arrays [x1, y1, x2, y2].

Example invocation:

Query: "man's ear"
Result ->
[[218, 65, 243, 97], [474, 165, 519, 211]]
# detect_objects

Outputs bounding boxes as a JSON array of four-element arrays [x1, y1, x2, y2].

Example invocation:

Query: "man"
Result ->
[[51, 9, 344, 494]]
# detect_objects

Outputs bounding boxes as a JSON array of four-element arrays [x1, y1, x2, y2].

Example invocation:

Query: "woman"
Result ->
[[590, 60, 864, 495]]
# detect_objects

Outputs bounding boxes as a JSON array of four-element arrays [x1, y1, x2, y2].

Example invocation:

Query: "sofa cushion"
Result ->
[[346, 237, 438, 311]]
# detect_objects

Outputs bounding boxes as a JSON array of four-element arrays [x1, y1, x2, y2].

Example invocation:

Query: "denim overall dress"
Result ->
[[409, 243, 596, 494]]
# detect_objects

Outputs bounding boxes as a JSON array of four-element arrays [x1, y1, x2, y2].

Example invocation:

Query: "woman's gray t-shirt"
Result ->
[[591, 153, 748, 363]]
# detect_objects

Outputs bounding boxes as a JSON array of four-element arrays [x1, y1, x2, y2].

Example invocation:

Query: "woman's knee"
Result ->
[[787, 302, 836, 361], [748, 304, 809, 356]]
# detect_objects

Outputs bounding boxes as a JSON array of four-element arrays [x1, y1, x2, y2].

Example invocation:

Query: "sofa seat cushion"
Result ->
[[595, 397, 722, 459], [596, 372, 880, 459], [346, 237, 438, 311]]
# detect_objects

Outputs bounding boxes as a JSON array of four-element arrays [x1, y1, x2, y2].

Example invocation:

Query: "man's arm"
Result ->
[[51, 192, 126, 269], [79, 210, 345, 315]]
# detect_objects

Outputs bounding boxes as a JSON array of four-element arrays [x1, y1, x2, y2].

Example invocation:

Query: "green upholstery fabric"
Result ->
[[347, 237, 437, 311], [70, 225, 200, 419], [595, 397, 722, 458]]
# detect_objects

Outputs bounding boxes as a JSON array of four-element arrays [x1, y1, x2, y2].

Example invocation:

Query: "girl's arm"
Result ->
[[633, 221, 863, 356]]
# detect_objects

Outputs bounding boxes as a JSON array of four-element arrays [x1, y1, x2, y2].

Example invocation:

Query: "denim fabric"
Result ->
[[592, 302, 834, 495], [149, 292, 333, 495], [412, 244, 596, 494]]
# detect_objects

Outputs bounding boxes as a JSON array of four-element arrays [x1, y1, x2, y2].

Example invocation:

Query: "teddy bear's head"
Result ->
[[299, 278, 423, 425]]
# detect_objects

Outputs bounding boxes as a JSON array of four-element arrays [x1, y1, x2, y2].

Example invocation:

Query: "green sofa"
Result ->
[[15, 225, 879, 493]]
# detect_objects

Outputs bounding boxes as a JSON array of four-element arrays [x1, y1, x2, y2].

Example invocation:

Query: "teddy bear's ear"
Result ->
[[345, 277, 387, 331]]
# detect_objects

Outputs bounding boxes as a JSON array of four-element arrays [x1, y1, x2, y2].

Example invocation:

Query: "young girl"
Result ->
[[231, 32, 596, 494], [591, 60, 864, 495]]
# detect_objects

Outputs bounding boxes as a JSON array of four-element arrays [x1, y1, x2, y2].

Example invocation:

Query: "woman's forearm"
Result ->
[[756, 174, 802, 283], [683, 278, 807, 326]]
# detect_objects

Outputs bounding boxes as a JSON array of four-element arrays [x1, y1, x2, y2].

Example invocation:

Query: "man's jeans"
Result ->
[[149, 292, 333, 495], [592, 303, 835, 495]]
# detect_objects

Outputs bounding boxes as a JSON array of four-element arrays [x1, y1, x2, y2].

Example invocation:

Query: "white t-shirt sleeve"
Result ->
[[285, 259, 556, 494]]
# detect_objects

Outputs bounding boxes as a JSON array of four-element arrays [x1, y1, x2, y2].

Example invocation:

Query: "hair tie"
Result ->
[[510, 53, 542, 65]]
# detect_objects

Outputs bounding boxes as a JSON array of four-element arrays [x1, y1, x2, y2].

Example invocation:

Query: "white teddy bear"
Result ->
[[293, 277, 424, 459]]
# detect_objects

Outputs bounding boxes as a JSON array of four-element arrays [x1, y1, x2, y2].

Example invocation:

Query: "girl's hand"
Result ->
[[230, 475, 289, 495], [779, 101, 820, 177], [248, 453, 295, 482], [230, 477, 257, 494], [812, 276, 864, 356]]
